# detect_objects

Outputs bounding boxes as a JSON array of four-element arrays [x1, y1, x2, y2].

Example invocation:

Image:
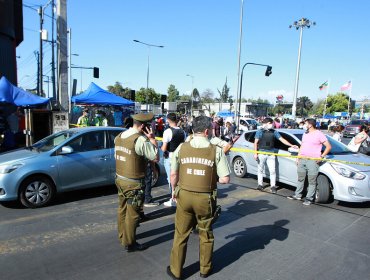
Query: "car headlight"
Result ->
[[330, 164, 366, 180], [0, 163, 23, 174]]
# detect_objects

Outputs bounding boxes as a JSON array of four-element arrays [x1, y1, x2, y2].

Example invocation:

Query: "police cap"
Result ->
[[132, 112, 154, 124]]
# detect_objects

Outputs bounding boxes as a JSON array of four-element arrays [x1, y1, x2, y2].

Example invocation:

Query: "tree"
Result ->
[[310, 98, 326, 116], [217, 77, 231, 103], [135, 87, 160, 104], [179, 94, 191, 101], [326, 92, 349, 113], [200, 89, 215, 111], [167, 84, 179, 102], [107, 82, 131, 99], [296, 96, 313, 117], [192, 88, 200, 101]]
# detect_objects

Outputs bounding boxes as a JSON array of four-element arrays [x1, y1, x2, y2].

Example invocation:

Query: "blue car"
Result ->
[[0, 127, 160, 208]]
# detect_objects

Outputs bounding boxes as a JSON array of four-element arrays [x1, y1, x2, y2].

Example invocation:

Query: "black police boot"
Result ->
[[166, 266, 182, 280], [125, 242, 148, 252]]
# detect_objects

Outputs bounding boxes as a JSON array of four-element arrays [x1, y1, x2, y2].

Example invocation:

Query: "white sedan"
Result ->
[[229, 129, 370, 203]]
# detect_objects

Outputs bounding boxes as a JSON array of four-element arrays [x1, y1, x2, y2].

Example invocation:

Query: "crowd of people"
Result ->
[[113, 111, 348, 278]]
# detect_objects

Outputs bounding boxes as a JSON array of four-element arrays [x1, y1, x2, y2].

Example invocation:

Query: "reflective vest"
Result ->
[[167, 127, 185, 152], [77, 116, 89, 127], [258, 129, 275, 150], [178, 142, 217, 192], [115, 132, 146, 179]]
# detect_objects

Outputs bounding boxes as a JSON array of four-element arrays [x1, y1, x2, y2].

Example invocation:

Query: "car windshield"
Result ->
[[293, 133, 354, 155], [32, 131, 79, 152], [350, 120, 367, 125]]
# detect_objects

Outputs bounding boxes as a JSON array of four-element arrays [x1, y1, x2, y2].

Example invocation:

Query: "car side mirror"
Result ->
[[288, 147, 299, 154], [59, 146, 74, 155]]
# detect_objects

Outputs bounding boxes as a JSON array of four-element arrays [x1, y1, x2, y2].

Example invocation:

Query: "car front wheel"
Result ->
[[19, 176, 56, 208], [316, 174, 331, 203], [233, 157, 247, 178]]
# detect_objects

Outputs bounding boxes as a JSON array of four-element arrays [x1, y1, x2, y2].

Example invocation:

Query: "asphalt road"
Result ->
[[1, 172, 369, 280]]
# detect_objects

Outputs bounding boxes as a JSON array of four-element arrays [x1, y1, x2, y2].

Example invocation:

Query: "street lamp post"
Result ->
[[186, 74, 194, 116], [237, 62, 272, 131], [133, 39, 164, 112], [235, 0, 245, 122], [289, 18, 315, 120]]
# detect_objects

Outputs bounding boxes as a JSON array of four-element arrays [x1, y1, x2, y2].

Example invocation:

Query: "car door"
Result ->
[[275, 132, 299, 185], [107, 129, 124, 182], [243, 131, 258, 175], [56, 130, 111, 190]]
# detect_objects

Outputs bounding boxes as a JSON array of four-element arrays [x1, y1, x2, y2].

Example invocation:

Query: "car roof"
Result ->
[[63, 126, 125, 133], [244, 128, 304, 134]]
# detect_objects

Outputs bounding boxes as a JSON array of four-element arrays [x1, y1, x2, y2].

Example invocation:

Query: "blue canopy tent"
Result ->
[[216, 110, 235, 118], [323, 114, 335, 119], [71, 82, 134, 106], [0, 76, 50, 106]]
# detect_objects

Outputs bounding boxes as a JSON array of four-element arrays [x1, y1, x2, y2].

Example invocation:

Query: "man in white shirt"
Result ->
[[161, 113, 186, 207]]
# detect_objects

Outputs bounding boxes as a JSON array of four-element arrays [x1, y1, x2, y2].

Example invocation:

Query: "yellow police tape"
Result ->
[[230, 147, 370, 167], [154, 136, 369, 167]]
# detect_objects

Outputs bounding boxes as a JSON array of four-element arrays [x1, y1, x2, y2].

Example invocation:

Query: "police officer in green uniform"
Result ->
[[167, 116, 231, 279], [114, 112, 158, 252]]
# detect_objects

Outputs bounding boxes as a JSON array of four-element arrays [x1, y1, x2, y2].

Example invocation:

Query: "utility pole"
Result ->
[[51, 0, 56, 98], [38, 6, 43, 96], [57, 0, 68, 111], [35, 51, 40, 94]]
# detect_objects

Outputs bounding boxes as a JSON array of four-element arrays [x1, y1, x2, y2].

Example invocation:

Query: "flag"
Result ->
[[340, 81, 352, 91], [319, 81, 328, 91]]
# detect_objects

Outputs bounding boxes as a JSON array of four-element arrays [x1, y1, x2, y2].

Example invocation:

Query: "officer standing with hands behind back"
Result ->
[[167, 116, 231, 279], [114, 113, 158, 252]]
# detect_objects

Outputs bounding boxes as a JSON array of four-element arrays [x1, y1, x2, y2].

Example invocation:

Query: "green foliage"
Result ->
[[217, 77, 231, 103], [135, 88, 160, 104], [167, 84, 179, 102], [297, 96, 313, 117], [107, 82, 131, 99], [179, 94, 191, 101], [246, 97, 270, 104], [326, 92, 349, 113], [192, 88, 200, 101], [270, 104, 289, 116], [309, 98, 326, 116]]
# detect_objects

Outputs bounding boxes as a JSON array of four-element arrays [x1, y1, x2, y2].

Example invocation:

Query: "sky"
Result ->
[[17, 0, 370, 105]]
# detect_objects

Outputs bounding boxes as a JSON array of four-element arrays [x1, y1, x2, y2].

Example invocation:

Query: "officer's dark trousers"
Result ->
[[170, 189, 215, 278], [116, 178, 141, 246]]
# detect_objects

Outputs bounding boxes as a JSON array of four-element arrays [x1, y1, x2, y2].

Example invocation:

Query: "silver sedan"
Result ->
[[229, 129, 370, 203], [0, 127, 160, 208]]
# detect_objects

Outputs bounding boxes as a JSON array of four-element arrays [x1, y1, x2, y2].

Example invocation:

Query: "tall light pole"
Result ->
[[237, 62, 272, 131], [186, 74, 194, 116], [235, 0, 245, 120], [289, 18, 315, 120], [133, 39, 164, 112]]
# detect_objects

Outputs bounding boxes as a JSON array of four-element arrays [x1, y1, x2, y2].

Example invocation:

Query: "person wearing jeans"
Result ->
[[254, 118, 298, 194], [161, 113, 185, 207], [287, 118, 331, 206]]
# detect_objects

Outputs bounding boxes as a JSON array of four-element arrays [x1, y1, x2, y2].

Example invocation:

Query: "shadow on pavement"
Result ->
[[183, 220, 290, 278], [215, 199, 278, 229]]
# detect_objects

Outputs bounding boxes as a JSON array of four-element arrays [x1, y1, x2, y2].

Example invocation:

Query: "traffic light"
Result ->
[[265, 66, 272, 77], [93, 67, 99, 78], [160, 94, 167, 102]]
